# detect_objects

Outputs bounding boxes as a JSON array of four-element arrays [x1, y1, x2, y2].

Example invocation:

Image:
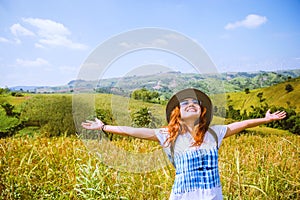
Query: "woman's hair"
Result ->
[[164, 105, 208, 147]]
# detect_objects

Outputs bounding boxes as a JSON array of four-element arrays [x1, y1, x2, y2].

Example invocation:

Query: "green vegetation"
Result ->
[[20, 94, 76, 137], [0, 101, 23, 137], [131, 88, 161, 103], [223, 77, 300, 113], [0, 92, 166, 138], [17, 69, 299, 96], [214, 77, 300, 134], [0, 74, 299, 199], [131, 107, 161, 128]]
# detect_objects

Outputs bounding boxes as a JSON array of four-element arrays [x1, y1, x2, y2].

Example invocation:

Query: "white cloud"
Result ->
[[34, 43, 45, 49], [38, 34, 88, 49], [16, 58, 50, 67], [59, 65, 79, 73], [10, 23, 35, 37], [21, 17, 88, 50], [225, 14, 267, 30], [14, 38, 21, 44], [0, 36, 21, 44], [22, 18, 70, 36], [0, 37, 10, 43]]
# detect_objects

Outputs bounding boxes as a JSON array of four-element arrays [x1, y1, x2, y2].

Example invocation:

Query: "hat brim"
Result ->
[[166, 88, 213, 126]]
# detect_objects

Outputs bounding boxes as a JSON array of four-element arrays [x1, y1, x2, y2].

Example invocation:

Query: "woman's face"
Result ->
[[179, 98, 201, 121]]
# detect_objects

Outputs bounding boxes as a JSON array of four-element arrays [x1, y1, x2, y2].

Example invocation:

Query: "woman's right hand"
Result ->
[[81, 118, 104, 130]]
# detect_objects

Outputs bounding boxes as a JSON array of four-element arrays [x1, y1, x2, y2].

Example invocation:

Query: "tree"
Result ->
[[11, 92, 24, 97], [131, 88, 159, 103], [0, 87, 10, 95], [286, 115, 300, 135], [131, 107, 160, 128], [226, 105, 241, 120], [285, 84, 294, 93], [0, 102, 23, 137], [256, 92, 266, 102], [1, 102, 15, 117], [244, 88, 250, 94]]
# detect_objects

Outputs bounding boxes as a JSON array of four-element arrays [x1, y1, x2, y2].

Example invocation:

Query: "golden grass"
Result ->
[[0, 130, 299, 199], [219, 134, 300, 199]]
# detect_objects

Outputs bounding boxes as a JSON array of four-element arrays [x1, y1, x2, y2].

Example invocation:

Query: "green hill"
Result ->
[[225, 77, 300, 113], [74, 70, 300, 95], [9, 69, 300, 97]]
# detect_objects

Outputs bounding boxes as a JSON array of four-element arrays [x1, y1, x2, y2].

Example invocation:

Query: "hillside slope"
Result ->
[[225, 77, 300, 113]]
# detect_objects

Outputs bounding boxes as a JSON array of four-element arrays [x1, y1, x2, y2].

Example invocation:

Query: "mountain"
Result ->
[[9, 69, 300, 94], [9, 86, 39, 93], [69, 69, 300, 95]]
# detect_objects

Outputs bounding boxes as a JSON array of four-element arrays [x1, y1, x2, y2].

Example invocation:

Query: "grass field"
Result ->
[[0, 130, 299, 199], [0, 82, 299, 199]]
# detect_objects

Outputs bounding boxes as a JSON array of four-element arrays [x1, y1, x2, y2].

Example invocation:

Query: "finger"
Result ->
[[273, 111, 287, 117], [81, 122, 92, 126], [278, 112, 287, 118], [274, 112, 286, 119], [276, 111, 286, 115], [272, 111, 281, 115]]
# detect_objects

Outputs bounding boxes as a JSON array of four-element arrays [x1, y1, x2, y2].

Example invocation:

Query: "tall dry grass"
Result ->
[[0, 132, 299, 199], [219, 134, 300, 199]]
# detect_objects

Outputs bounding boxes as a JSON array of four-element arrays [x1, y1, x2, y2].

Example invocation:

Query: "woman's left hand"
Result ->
[[265, 109, 286, 122]]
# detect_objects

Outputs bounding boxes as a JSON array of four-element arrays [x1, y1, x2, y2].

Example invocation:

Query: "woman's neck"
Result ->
[[183, 119, 196, 133]]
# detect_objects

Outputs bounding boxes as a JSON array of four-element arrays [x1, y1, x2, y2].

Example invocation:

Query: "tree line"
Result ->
[[0, 87, 299, 138]]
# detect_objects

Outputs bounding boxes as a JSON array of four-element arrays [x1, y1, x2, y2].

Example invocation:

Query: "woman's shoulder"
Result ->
[[158, 127, 169, 134], [207, 124, 228, 148], [209, 124, 228, 132], [154, 127, 169, 145]]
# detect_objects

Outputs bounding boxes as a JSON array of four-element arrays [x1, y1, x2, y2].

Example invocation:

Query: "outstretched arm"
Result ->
[[225, 109, 286, 138], [81, 118, 159, 141]]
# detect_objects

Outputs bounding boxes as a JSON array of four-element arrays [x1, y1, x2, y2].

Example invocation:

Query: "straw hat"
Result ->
[[166, 88, 213, 126]]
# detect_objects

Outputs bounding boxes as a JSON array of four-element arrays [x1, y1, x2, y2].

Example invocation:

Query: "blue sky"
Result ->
[[1, 0, 300, 87]]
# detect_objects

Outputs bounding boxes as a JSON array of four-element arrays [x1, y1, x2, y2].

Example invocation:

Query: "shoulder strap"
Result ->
[[170, 135, 178, 167], [208, 127, 219, 148]]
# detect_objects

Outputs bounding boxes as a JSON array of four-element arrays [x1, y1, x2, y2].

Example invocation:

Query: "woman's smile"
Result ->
[[180, 98, 201, 121], [186, 106, 198, 112]]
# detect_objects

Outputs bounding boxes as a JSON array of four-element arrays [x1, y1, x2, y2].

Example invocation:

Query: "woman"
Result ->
[[81, 88, 286, 200]]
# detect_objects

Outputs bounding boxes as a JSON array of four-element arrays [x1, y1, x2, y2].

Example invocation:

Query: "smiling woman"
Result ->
[[81, 87, 286, 200], [179, 98, 202, 122]]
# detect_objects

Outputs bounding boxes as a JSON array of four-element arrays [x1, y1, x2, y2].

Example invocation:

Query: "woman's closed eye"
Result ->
[[180, 99, 201, 107]]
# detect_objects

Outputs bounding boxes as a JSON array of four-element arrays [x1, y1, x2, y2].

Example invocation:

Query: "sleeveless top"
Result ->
[[155, 125, 227, 200]]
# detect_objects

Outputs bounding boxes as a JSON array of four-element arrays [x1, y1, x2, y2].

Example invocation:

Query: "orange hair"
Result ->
[[164, 105, 208, 147]]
